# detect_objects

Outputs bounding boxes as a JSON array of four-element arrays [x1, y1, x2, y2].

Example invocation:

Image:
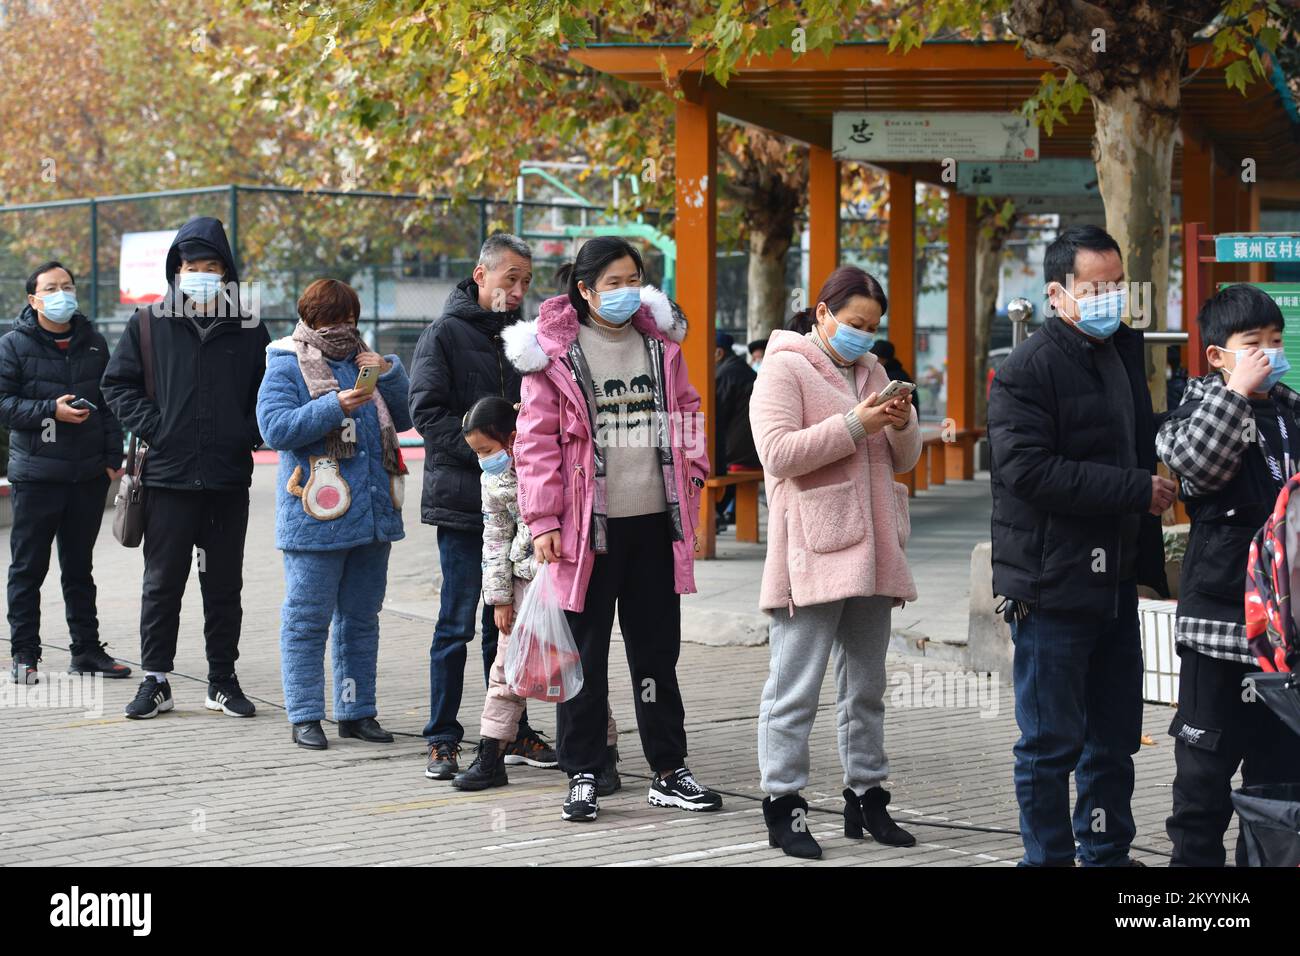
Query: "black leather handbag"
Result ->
[[112, 310, 153, 547]]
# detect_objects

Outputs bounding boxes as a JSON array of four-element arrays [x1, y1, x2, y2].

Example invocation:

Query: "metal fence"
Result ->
[[2, 184, 1069, 424], [0, 183, 816, 370]]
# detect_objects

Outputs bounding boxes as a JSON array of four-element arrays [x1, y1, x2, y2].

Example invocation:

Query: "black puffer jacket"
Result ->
[[0, 308, 124, 482], [408, 277, 522, 530], [101, 217, 270, 491], [988, 315, 1169, 616]]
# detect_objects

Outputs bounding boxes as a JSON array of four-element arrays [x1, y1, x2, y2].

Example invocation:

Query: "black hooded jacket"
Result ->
[[101, 216, 271, 491], [0, 307, 124, 482], [408, 277, 523, 530]]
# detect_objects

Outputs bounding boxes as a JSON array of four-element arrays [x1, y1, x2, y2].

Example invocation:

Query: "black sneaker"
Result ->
[[10, 649, 39, 685], [648, 767, 723, 812], [562, 773, 599, 822], [124, 677, 173, 719], [205, 676, 256, 717], [504, 726, 558, 768], [452, 738, 509, 791], [596, 744, 622, 796], [69, 642, 132, 679], [425, 742, 460, 780]]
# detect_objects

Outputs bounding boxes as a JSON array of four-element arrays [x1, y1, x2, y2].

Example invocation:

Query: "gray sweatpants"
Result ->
[[757, 595, 893, 798]]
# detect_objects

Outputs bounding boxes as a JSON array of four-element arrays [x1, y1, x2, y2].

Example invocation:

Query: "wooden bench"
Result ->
[[896, 426, 984, 495], [698, 470, 763, 558]]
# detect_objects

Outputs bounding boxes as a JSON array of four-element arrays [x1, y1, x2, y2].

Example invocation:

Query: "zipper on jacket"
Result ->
[[496, 342, 506, 397]]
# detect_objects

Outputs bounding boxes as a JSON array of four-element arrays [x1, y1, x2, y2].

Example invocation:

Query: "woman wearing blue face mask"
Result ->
[[750, 265, 921, 859], [507, 234, 720, 823]]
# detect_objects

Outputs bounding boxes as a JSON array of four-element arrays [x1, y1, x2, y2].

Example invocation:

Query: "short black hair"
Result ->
[[1043, 225, 1121, 289], [462, 396, 517, 446], [26, 260, 75, 296], [1197, 283, 1285, 349], [747, 338, 768, 354]]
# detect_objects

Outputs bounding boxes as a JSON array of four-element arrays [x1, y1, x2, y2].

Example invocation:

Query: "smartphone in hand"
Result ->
[[68, 397, 97, 411], [353, 365, 381, 396], [869, 379, 916, 406]]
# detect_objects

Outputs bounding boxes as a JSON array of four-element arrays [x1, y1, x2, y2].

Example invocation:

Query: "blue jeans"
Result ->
[[1010, 581, 1143, 866], [280, 541, 390, 724], [424, 525, 523, 744]]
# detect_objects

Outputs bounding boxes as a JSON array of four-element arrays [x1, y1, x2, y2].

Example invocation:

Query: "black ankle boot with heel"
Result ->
[[763, 793, 822, 859], [843, 787, 916, 847]]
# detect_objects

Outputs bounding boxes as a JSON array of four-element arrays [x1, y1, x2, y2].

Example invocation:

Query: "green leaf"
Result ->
[[1225, 59, 1253, 94]]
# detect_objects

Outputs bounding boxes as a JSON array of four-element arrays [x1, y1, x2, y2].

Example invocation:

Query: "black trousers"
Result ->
[[558, 513, 687, 775], [6, 475, 110, 655], [140, 487, 249, 681], [1166, 646, 1300, 866]]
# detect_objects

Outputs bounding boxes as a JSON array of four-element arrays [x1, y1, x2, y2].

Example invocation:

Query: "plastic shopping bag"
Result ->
[[504, 563, 584, 703]]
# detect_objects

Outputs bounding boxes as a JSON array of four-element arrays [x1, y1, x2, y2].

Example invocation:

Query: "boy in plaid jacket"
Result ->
[[1156, 283, 1300, 865]]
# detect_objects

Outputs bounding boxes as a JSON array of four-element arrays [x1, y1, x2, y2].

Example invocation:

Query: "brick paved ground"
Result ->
[[0, 464, 1205, 866]]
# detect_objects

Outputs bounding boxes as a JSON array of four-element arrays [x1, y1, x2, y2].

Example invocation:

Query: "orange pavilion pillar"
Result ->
[[674, 79, 718, 556], [888, 170, 918, 492], [946, 190, 976, 480]]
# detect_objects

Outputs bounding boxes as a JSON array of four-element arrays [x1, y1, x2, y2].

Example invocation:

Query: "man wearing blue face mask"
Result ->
[[988, 224, 1172, 867], [1156, 282, 1300, 866], [102, 216, 271, 722], [1, 260, 128, 685]]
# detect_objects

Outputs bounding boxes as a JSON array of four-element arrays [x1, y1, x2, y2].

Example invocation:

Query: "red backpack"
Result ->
[[1245, 474, 1300, 674]]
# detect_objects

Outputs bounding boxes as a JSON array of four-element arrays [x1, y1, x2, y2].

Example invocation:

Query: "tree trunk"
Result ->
[[1092, 76, 1179, 413], [746, 228, 791, 343]]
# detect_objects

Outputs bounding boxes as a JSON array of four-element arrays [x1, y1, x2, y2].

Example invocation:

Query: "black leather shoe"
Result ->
[[452, 738, 508, 791], [69, 642, 132, 679], [292, 721, 328, 750], [844, 787, 916, 847], [338, 717, 393, 742], [764, 794, 822, 859]]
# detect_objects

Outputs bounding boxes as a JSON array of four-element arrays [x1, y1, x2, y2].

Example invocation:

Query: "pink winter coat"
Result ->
[[504, 286, 709, 613], [750, 329, 921, 613]]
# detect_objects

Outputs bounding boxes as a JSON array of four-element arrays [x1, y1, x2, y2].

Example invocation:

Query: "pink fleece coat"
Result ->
[[750, 329, 921, 613], [504, 286, 709, 613]]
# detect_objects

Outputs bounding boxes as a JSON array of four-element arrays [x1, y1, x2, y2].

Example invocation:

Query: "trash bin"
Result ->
[[1231, 784, 1300, 867]]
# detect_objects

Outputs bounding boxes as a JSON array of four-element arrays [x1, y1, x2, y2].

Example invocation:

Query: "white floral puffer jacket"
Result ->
[[481, 465, 535, 606]]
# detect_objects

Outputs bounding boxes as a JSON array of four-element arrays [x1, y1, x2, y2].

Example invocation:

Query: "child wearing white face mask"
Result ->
[[453, 396, 621, 794], [1157, 283, 1300, 866]]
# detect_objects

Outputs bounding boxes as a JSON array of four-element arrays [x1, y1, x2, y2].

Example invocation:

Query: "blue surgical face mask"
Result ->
[[1227, 347, 1291, 391], [479, 449, 511, 476], [588, 286, 641, 326], [37, 290, 77, 323], [824, 307, 875, 362], [1065, 285, 1126, 339], [179, 271, 223, 303]]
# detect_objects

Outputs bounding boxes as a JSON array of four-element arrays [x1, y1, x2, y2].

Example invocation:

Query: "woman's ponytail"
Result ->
[[786, 307, 815, 335]]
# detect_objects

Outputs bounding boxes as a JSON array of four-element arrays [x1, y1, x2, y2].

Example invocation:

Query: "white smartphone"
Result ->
[[354, 364, 381, 395], [870, 379, 917, 406]]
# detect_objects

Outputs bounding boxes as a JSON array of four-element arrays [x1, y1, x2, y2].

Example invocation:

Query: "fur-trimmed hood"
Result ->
[[503, 284, 687, 374]]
